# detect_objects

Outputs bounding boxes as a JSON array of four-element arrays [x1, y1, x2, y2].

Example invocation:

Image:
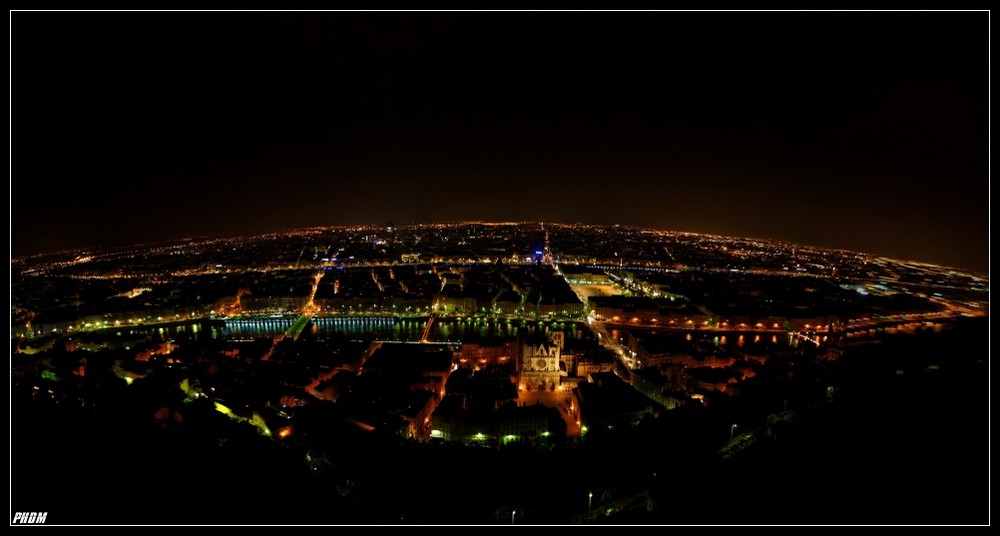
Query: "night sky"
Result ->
[[12, 11, 989, 272]]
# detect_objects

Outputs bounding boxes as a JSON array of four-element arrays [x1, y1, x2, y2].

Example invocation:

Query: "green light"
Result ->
[[180, 378, 197, 401], [250, 412, 272, 437], [214, 402, 234, 416]]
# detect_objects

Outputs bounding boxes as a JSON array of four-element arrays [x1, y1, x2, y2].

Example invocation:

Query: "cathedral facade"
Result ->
[[519, 331, 569, 391]]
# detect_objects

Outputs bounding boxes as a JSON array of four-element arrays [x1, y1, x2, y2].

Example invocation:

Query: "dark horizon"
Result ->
[[12, 11, 989, 272]]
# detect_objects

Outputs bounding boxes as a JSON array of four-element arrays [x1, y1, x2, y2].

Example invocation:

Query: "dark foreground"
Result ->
[[12, 318, 988, 525]]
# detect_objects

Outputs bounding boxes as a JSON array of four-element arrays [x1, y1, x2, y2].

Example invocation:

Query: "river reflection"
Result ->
[[121, 316, 591, 343]]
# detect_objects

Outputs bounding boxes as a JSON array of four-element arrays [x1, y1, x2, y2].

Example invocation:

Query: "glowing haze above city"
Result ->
[[12, 12, 988, 272]]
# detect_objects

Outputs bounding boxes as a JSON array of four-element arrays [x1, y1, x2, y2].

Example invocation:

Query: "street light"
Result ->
[[730, 423, 738, 441], [511, 509, 515, 525], [588, 491, 593, 514]]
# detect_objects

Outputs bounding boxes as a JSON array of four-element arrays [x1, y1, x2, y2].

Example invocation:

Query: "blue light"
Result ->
[[535, 250, 543, 255]]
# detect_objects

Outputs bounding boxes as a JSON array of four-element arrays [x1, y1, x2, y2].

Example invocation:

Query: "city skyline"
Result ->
[[11, 218, 989, 275], [11, 221, 988, 524], [11, 11, 989, 272]]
